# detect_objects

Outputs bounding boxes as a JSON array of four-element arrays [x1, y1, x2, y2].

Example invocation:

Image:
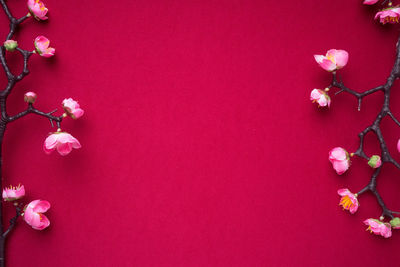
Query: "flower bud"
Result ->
[[390, 217, 400, 229], [310, 89, 331, 107], [329, 147, 350, 175], [4, 40, 18, 52], [368, 155, 382, 168], [24, 92, 37, 104]]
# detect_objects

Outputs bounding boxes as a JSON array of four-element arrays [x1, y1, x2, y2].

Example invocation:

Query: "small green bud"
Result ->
[[3, 40, 18, 52]]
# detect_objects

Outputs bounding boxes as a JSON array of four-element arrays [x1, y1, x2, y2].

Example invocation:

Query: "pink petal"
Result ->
[[333, 50, 348, 69], [56, 142, 73, 156], [319, 59, 336, 72], [363, 0, 379, 4], [32, 200, 50, 213]]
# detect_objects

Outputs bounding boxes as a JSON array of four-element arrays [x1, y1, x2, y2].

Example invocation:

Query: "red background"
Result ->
[[0, 0, 399, 266]]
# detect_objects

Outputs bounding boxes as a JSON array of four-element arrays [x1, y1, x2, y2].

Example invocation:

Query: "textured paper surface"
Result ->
[[1, 0, 399, 266]]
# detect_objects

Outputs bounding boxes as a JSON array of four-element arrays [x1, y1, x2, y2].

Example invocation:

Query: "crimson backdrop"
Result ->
[[0, 0, 399, 266]]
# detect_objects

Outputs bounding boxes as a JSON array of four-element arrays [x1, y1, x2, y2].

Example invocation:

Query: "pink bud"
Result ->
[[23, 200, 50, 230], [44, 132, 81, 156], [310, 89, 331, 107], [2, 184, 25, 201], [34, 36, 55, 57], [24, 92, 37, 104], [328, 147, 350, 175], [397, 139, 400, 153], [27, 0, 48, 21], [62, 98, 84, 119]]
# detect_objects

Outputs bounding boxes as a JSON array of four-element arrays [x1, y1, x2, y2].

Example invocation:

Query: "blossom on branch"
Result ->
[[329, 147, 350, 175], [363, 0, 379, 4], [375, 7, 400, 24], [44, 131, 81, 156], [23, 200, 50, 230], [390, 217, 400, 229], [364, 218, 392, 238], [2, 184, 25, 202], [3, 40, 17, 52], [368, 155, 382, 168], [27, 0, 48, 21], [24, 92, 37, 104], [314, 49, 348, 72], [310, 89, 331, 107], [34, 36, 55, 57], [62, 98, 84, 119], [338, 189, 359, 214]]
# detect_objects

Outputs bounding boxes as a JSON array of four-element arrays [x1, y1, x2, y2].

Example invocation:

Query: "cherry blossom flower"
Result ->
[[27, 0, 48, 21], [364, 218, 392, 238], [34, 36, 55, 57], [338, 189, 359, 214], [44, 131, 81, 156], [62, 98, 84, 119], [375, 7, 400, 24], [314, 49, 348, 72], [329, 147, 350, 175], [23, 200, 50, 230], [310, 89, 331, 107], [2, 184, 25, 201], [363, 0, 379, 4]]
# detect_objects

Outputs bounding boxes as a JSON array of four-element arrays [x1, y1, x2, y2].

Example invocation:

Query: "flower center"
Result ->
[[339, 196, 354, 210]]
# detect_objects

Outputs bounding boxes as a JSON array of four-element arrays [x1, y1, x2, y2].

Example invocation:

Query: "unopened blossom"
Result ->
[[24, 92, 37, 104], [314, 49, 349, 72], [2, 184, 25, 201], [329, 147, 350, 175], [34, 36, 55, 57], [375, 7, 400, 24], [364, 218, 392, 238], [363, 0, 379, 4], [27, 0, 48, 21], [397, 139, 400, 153], [43, 131, 81, 156], [338, 189, 359, 214], [4, 40, 17, 52], [310, 89, 331, 107], [23, 200, 50, 230], [390, 217, 400, 229], [368, 155, 382, 168], [62, 98, 84, 119]]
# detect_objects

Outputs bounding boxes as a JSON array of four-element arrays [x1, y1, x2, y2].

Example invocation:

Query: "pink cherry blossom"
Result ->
[[34, 36, 55, 57], [2, 184, 25, 201], [23, 200, 50, 230], [44, 132, 81, 156], [397, 139, 400, 153], [314, 49, 349, 72], [24, 92, 37, 104], [27, 0, 48, 21], [364, 218, 392, 238], [310, 89, 331, 107], [375, 7, 400, 24], [329, 147, 350, 175], [363, 0, 379, 4], [338, 189, 359, 214], [62, 98, 84, 119]]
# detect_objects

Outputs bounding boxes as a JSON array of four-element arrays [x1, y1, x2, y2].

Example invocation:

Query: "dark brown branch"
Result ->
[[7, 103, 63, 126], [330, 33, 400, 219], [2, 205, 21, 239]]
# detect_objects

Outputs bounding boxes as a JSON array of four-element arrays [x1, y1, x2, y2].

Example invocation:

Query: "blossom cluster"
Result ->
[[2, 185, 50, 230], [364, 0, 400, 24]]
